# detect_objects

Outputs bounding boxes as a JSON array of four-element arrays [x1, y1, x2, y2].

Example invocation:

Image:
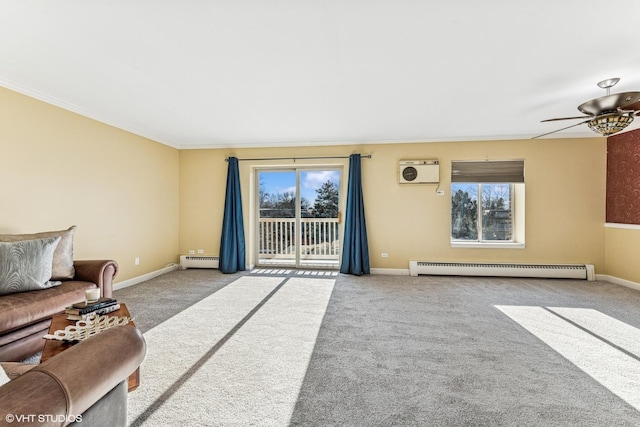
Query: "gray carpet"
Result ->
[[115, 270, 640, 426], [114, 269, 241, 333]]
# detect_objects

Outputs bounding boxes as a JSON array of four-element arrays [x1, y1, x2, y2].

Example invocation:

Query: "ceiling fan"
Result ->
[[532, 78, 640, 139]]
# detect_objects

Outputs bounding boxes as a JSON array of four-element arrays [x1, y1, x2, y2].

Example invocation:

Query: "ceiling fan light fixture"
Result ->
[[587, 113, 634, 136], [534, 79, 640, 139]]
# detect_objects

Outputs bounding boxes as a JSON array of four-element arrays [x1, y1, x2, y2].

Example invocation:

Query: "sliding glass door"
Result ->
[[256, 168, 341, 269]]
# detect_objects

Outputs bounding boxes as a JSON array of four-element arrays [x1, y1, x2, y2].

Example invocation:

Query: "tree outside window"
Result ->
[[451, 184, 478, 240], [451, 183, 513, 242]]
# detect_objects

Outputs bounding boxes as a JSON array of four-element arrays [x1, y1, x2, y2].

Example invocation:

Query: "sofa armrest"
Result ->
[[0, 326, 145, 426], [73, 260, 118, 299]]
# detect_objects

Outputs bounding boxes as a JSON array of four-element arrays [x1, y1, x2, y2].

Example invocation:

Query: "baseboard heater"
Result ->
[[179, 255, 220, 269], [409, 261, 595, 281]]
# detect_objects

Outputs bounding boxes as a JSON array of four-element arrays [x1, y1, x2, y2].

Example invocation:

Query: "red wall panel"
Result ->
[[607, 128, 640, 224]]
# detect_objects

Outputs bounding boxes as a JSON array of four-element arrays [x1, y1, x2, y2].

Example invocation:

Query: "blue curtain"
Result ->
[[219, 157, 246, 273], [340, 154, 370, 275]]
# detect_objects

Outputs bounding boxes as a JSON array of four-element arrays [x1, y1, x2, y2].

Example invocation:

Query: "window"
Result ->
[[451, 161, 524, 248], [451, 183, 513, 241]]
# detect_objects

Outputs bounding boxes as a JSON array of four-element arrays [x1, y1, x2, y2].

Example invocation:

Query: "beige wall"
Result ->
[[180, 138, 607, 273], [1, 84, 614, 282], [0, 87, 180, 283], [605, 227, 640, 284], [178, 149, 230, 254]]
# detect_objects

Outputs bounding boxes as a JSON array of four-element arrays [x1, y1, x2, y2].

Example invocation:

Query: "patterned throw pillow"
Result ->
[[0, 237, 62, 296], [0, 226, 76, 280]]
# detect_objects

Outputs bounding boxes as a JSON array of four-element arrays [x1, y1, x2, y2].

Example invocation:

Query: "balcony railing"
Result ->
[[258, 217, 340, 268]]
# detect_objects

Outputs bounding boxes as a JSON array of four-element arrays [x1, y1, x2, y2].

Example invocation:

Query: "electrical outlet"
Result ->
[[197, 249, 204, 254], [188, 250, 195, 255], [381, 253, 389, 258], [134, 257, 140, 265]]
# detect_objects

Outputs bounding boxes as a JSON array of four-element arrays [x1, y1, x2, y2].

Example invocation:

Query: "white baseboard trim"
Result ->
[[113, 263, 181, 291], [112, 266, 640, 291], [370, 268, 410, 276], [367, 270, 640, 286], [596, 274, 640, 292]]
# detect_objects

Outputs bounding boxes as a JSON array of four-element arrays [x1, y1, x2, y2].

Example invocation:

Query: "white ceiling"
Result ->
[[2, 1, 640, 149]]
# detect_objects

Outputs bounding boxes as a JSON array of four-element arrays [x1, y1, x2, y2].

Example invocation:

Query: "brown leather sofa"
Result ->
[[0, 260, 118, 362], [0, 325, 146, 427]]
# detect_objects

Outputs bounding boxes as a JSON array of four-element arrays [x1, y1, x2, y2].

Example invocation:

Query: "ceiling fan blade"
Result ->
[[541, 116, 592, 122], [532, 120, 590, 139], [619, 100, 640, 112]]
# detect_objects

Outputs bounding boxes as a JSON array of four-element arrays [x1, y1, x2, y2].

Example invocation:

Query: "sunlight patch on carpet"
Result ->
[[251, 268, 294, 275], [128, 276, 285, 423], [547, 307, 640, 356], [251, 268, 338, 277], [496, 305, 640, 411], [129, 275, 335, 426]]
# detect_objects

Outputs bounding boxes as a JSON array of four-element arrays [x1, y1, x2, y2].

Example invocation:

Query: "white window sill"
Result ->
[[451, 242, 525, 249]]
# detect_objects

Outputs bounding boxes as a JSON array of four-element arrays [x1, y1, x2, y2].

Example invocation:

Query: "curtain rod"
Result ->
[[225, 154, 372, 162]]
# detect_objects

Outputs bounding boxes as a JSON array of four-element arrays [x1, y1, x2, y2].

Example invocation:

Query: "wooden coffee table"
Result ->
[[41, 303, 140, 392]]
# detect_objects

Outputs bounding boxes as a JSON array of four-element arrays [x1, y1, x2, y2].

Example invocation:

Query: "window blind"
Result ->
[[451, 160, 524, 183]]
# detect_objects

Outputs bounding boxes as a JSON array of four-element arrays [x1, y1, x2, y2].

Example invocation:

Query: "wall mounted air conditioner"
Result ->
[[399, 160, 440, 184]]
